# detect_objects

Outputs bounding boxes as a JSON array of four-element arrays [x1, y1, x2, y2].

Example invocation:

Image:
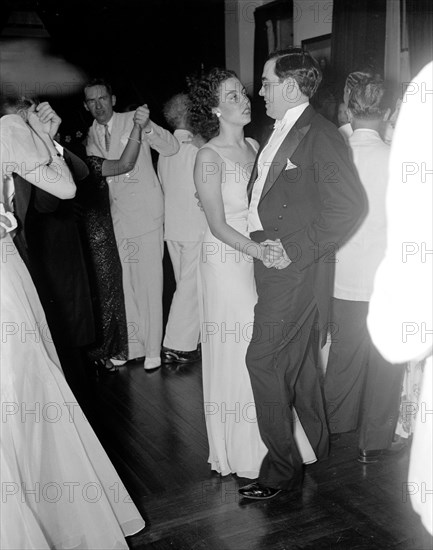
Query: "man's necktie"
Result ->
[[104, 124, 111, 151]]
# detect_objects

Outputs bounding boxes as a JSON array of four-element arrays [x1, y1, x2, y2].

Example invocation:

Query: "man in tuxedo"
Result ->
[[84, 79, 179, 370], [239, 48, 367, 500]]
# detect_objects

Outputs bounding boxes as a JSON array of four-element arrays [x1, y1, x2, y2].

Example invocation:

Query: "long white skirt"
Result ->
[[0, 236, 145, 549]]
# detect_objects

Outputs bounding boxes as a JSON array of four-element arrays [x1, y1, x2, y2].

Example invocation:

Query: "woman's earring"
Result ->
[[215, 112, 221, 118]]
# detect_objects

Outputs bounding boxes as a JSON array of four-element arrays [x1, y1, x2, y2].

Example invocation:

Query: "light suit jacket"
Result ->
[[86, 111, 179, 238]]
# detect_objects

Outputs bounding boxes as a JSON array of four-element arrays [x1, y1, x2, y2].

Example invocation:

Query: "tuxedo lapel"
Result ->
[[256, 105, 315, 205], [259, 123, 311, 203], [247, 129, 273, 202]]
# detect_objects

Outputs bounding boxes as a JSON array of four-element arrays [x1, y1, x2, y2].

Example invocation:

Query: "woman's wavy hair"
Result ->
[[187, 68, 237, 142], [268, 48, 322, 98]]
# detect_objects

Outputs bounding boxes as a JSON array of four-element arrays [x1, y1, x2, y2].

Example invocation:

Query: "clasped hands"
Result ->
[[260, 239, 291, 270], [133, 104, 151, 130]]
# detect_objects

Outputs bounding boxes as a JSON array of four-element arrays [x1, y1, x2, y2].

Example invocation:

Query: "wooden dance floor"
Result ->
[[80, 359, 432, 550]]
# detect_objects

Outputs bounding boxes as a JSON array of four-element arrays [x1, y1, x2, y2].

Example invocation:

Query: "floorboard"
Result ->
[[77, 360, 432, 550]]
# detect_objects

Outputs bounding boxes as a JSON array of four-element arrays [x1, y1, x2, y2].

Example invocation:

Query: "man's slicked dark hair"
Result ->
[[83, 77, 113, 97], [268, 48, 322, 98], [348, 76, 387, 120]]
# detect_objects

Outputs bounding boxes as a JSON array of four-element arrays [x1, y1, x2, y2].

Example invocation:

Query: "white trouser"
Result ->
[[117, 227, 164, 359], [163, 240, 201, 351]]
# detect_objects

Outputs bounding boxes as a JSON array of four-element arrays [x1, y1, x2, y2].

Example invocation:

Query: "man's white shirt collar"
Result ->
[[273, 102, 309, 132]]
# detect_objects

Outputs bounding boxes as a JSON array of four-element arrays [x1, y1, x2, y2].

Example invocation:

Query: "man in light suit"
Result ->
[[84, 78, 179, 370], [238, 49, 367, 500], [158, 94, 206, 364]]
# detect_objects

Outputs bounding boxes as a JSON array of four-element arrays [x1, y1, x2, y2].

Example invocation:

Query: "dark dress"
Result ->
[[25, 190, 95, 349], [80, 156, 128, 362], [18, 147, 95, 350]]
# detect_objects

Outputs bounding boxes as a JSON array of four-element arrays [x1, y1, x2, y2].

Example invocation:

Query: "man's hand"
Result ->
[[134, 104, 150, 130], [0, 207, 15, 240], [261, 239, 291, 270], [35, 102, 62, 139], [0, 214, 10, 239]]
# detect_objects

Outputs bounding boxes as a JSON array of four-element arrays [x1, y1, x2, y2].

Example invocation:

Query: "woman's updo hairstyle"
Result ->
[[188, 68, 237, 142], [0, 95, 36, 119]]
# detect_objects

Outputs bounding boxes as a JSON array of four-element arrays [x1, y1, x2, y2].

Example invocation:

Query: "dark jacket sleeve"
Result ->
[[280, 124, 368, 271]]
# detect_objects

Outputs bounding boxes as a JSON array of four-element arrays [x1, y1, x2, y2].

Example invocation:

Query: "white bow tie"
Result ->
[[273, 119, 286, 131]]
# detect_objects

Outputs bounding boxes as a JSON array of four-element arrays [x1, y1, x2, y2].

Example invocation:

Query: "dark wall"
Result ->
[[2, 0, 225, 135]]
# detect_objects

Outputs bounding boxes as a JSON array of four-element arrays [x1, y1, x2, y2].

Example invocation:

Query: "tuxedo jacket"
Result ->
[[86, 111, 179, 239], [248, 105, 367, 332]]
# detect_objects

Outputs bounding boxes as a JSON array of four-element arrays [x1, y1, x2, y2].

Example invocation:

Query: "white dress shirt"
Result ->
[[338, 122, 353, 144], [248, 102, 309, 233]]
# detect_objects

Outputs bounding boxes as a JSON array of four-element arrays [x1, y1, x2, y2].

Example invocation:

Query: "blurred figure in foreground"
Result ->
[[368, 61, 433, 535]]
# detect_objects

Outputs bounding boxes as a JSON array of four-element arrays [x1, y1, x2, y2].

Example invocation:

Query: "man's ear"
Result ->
[[284, 77, 300, 100], [112, 95, 117, 107], [83, 101, 89, 112], [346, 108, 354, 123], [343, 85, 350, 106]]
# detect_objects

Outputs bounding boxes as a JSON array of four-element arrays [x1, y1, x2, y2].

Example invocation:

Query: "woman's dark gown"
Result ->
[[81, 155, 128, 362]]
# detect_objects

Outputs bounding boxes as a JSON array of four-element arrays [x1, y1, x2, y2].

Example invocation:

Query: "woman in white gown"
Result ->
[[189, 69, 316, 479], [0, 101, 145, 549]]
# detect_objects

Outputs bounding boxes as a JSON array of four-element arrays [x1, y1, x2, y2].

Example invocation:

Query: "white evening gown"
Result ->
[[0, 115, 145, 548], [0, 231, 145, 549], [199, 141, 316, 479]]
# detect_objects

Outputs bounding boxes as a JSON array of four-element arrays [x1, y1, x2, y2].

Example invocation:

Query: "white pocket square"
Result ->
[[285, 159, 297, 170]]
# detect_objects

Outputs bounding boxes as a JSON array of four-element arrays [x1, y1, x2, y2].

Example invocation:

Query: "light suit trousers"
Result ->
[[117, 227, 164, 359], [163, 240, 201, 352]]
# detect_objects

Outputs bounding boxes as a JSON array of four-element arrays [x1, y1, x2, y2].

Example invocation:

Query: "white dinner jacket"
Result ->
[[157, 129, 206, 242], [86, 111, 179, 238]]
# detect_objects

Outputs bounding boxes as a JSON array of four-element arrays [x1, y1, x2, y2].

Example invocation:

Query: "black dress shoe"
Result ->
[[358, 449, 382, 463], [358, 439, 409, 464], [238, 482, 282, 500], [385, 435, 410, 454], [161, 346, 201, 364]]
